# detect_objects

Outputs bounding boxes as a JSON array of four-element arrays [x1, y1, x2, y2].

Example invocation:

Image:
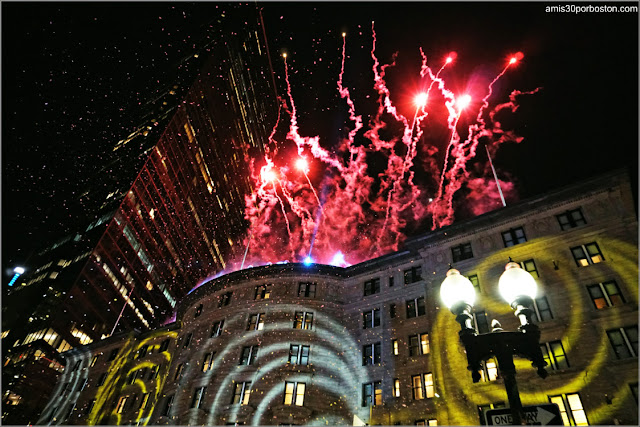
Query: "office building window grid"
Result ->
[[607, 326, 638, 359], [557, 208, 586, 230], [587, 281, 625, 309], [571, 243, 604, 267], [502, 227, 527, 247], [408, 333, 430, 356], [549, 393, 589, 426], [293, 311, 313, 330], [363, 308, 381, 329], [540, 341, 569, 370]]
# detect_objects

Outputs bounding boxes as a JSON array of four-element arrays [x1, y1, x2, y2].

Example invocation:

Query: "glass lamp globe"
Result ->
[[498, 261, 537, 305], [440, 268, 476, 309]]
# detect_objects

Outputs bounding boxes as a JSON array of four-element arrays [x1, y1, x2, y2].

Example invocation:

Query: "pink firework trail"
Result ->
[[232, 28, 538, 275]]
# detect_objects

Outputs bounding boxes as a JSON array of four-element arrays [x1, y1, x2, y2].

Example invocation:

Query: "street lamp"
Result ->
[[440, 260, 548, 425]]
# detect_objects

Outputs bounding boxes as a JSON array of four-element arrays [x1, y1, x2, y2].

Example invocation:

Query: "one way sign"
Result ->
[[485, 404, 563, 425]]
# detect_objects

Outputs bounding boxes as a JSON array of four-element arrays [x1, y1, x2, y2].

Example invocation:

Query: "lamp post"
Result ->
[[440, 260, 549, 426]]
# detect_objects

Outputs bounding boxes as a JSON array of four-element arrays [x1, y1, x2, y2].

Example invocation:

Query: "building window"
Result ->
[[557, 208, 586, 230], [139, 392, 150, 410], [363, 308, 381, 328], [90, 354, 100, 367], [502, 227, 527, 247], [412, 373, 434, 400], [406, 297, 426, 318], [362, 381, 382, 406], [293, 311, 313, 330], [480, 358, 499, 382], [587, 281, 625, 309], [571, 243, 604, 267], [218, 291, 232, 307], [392, 339, 399, 356], [468, 274, 480, 293], [364, 278, 381, 296], [232, 382, 251, 405], [239, 346, 258, 365], [194, 303, 203, 318], [549, 393, 589, 426], [149, 366, 159, 380], [404, 266, 423, 284], [202, 352, 215, 372], [541, 341, 569, 370], [116, 396, 128, 414], [85, 399, 96, 415], [415, 420, 438, 426], [183, 333, 193, 348], [390, 303, 396, 318], [393, 378, 401, 397], [389, 275, 395, 287], [248, 313, 265, 331], [191, 386, 206, 409], [288, 344, 310, 365], [532, 297, 554, 322], [159, 339, 170, 352], [452, 243, 473, 262], [363, 342, 382, 365], [174, 363, 184, 381], [162, 394, 174, 416], [607, 326, 638, 359], [211, 320, 225, 337], [473, 311, 490, 334], [136, 345, 148, 359], [97, 373, 107, 386], [520, 259, 540, 278], [255, 285, 271, 300], [284, 381, 305, 406], [108, 348, 119, 361], [408, 333, 430, 356], [298, 282, 316, 298]]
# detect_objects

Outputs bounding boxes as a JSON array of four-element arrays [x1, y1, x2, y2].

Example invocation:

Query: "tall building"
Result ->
[[36, 170, 638, 426], [2, 4, 277, 424]]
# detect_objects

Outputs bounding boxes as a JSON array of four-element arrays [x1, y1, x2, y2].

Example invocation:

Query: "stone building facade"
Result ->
[[37, 170, 638, 425]]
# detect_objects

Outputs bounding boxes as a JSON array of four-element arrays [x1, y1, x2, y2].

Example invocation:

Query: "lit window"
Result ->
[[362, 342, 382, 365], [362, 381, 382, 406], [255, 285, 271, 300], [541, 341, 569, 370], [473, 311, 490, 334], [174, 363, 184, 381], [502, 227, 527, 247], [203, 352, 215, 372], [392, 339, 399, 356], [293, 312, 313, 330], [211, 320, 225, 337], [571, 243, 604, 267], [480, 358, 499, 381], [139, 393, 150, 410], [468, 274, 481, 293], [406, 297, 426, 318], [116, 396, 128, 414], [191, 386, 206, 409], [284, 381, 305, 406], [549, 393, 589, 425], [416, 420, 438, 426], [556, 208, 586, 230], [232, 381, 252, 405], [363, 308, 381, 329], [194, 304, 203, 318], [248, 313, 265, 331], [607, 326, 638, 359], [404, 266, 423, 284], [520, 259, 539, 278], [393, 378, 401, 397], [412, 373, 434, 400], [364, 278, 381, 296], [239, 346, 258, 365], [298, 282, 316, 298], [587, 281, 625, 309], [218, 291, 233, 307], [452, 243, 473, 262], [288, 344, 310, 365], [532, 297, 554, 322], [408, 333, 430, 356]]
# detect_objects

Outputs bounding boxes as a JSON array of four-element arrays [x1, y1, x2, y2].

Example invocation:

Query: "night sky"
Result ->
[[2, 2, 638, 279]]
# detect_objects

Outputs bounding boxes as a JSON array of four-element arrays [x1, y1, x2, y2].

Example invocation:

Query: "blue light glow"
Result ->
[[303, 256, 314, 266]]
